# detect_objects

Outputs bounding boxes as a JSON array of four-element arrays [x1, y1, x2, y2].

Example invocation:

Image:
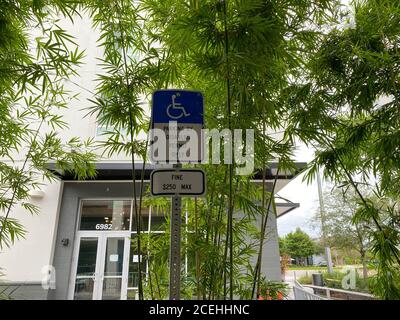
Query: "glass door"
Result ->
[[73, 237, 100, 300], [101, 236, 129, 300], [70, 232, 130, 300]]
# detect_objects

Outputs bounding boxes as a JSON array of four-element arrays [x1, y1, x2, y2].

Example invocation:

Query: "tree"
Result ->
[[140, 0, 339, 299], [0, 1, 96, 249], [83, 0, 340, 300], [313, 188, 372, 279], [6, 0, 374, 301], [279, 237, 289, 256], [281, 228, 315, 265], [283, 0, 400, 299]]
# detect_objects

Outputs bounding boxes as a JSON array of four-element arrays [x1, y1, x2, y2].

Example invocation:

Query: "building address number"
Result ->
[[95, 223, 112, 230]]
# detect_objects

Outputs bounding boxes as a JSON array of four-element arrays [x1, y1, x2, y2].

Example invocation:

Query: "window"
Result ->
[[79, 200, 131, 231], [96, 124, 110, 137], [149, 207, 167, 231], [128, 205, 168, 295], [131, 206, 150, 231], [130, 206, 167, 232], [96, 123, 128, 138]]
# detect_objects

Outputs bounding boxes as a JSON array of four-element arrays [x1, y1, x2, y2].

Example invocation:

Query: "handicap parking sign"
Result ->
[[150, 90, 204, 163], [151, 90, 204, 124]]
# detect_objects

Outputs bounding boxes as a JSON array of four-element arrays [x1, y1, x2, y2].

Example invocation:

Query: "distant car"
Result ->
[[315, 261, 335, 267]]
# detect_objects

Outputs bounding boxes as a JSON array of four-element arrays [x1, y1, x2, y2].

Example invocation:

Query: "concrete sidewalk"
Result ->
[[283, 270, 318, 300]]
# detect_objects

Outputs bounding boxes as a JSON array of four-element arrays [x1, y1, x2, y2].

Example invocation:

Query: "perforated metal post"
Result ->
[[169, 164, 182, 300]]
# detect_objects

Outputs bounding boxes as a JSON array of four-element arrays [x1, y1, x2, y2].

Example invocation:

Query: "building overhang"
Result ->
[[47, 161, 307, 183], [47, 161, 305, 218], [275, 197, 300, 218], [250, 162, 307, 193]]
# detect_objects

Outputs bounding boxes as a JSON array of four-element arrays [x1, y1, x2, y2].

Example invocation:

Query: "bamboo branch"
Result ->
[[115, 0, 143, 299], [251, 165, 280, 299], [222, 0, 234, 300]]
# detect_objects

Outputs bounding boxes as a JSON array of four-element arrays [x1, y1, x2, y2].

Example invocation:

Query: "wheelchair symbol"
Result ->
[[166, 94, 191, 120]]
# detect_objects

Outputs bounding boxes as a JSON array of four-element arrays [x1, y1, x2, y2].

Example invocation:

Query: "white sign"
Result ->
[[150, 169, 206, 197], [109, 254, 119, 262], [132, 255, 143, 263]]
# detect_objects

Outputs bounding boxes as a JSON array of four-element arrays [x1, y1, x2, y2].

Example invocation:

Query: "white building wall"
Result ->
[[0, 13, 148, 283], [0, 14, 102, 282], [0, 181, 62, 282]]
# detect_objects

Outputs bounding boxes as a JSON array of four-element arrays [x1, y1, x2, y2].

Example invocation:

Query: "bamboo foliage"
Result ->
[[283, 0, 400, 299], [0, 0, 396, 300], [82, 0, 340, 299], [10, 0, 396, 301], [0, 1, 97, 249], [138, 0, 339, 299]]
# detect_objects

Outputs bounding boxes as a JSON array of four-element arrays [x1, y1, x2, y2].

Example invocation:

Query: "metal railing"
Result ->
[[293, 280, 327, 300], [293, 280, 375, 300], [0, 281, 44, 300], [301, 284, 375, 300]]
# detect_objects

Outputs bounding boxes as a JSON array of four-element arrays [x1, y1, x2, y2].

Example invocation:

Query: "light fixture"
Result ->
[[29, 190, 45, 199]]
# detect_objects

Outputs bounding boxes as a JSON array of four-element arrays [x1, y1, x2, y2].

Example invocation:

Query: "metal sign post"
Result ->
[[169, 164, 182, 300], [150, 89, 205, 300], [151, 167, 206, 300]]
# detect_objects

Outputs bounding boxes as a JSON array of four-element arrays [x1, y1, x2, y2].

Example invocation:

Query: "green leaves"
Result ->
[[0, 217, 26, 249], [281, 228, 316, 260], [0, 1, 97, 250], [282, 0, 400, 299], [132, 0, 342, 299]]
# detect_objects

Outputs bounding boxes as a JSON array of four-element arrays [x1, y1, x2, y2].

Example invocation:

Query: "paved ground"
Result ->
[[283, 270, 319, 300], [283, 267, 375, 300]]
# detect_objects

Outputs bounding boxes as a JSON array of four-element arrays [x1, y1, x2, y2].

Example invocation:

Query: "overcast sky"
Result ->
[[276, 0, 353, 238], [276, 141, 322, 238]]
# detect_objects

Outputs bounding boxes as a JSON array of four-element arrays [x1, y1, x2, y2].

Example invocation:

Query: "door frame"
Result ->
[[68, 231, 130, 300]]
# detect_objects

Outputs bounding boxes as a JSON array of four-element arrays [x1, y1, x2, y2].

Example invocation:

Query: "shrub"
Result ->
[[297, 275, 312, 285]]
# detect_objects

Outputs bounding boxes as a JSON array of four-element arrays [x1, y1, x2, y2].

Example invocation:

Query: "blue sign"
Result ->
[[151, 90, 204, 125]]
